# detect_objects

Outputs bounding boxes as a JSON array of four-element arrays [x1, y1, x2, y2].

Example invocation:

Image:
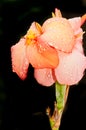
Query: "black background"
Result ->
[[0, 0, 86, 130]]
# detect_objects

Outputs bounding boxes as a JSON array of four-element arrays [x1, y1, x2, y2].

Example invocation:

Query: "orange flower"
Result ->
[[34, 8, 86, 86], [11, 8, 86, 86], [11, 22, 59, 80]]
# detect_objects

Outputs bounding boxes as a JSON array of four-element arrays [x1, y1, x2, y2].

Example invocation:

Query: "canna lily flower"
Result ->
[[11, 21, 59, 80], [11, 8, 86, 86], [34, 8, 86, 86]]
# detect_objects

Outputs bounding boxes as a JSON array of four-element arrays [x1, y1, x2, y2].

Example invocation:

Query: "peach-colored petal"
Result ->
[[68, 17, 81, 33], [68, 17, 85, 42], [81, 14, 86, 26], [55, 49, 86, 85], [34, 68, 56, 86], [74, 39, 84, 54], [26, 22, 42, 37], [11, 38, 29, 80], [26, 41, 59, 69], [39, 17, 75, 52]]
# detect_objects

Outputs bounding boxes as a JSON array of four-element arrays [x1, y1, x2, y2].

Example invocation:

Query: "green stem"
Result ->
[[47, 82, 69, 130]]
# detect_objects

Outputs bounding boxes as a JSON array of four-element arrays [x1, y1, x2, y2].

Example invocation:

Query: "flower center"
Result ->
[[25, 30, 36, 45], [25, 22, 42, 45]]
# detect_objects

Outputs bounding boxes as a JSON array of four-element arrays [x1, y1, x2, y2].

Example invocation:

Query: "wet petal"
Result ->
[[55, 49, 86, 85], [74, 39, 84, 54], [68, 17, 81, 33], [26, 22, 42, 38], [26, 41, 59, 69], [34, 68, 56, 86], [39, 17, 75, 52], [11, 38, 29, 80]]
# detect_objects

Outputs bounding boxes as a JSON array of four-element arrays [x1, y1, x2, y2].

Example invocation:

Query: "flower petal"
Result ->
[[39, 17, 75, 52], [26, 22, 42, 37], [26, 41, 59, 69], [34, 68, 56, 86], [68, 17, 81, 33], [74, 39, 84, 54], [81, 14, 86, 26], [55, 49, 86, 85], [11, 38, 29, 80]]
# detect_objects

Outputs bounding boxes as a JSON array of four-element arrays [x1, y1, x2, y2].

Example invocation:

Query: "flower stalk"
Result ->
[[46, 82, 70, 130]]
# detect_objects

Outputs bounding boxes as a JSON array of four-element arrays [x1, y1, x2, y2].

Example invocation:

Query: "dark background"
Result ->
[[0, 0, 86, 130]]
